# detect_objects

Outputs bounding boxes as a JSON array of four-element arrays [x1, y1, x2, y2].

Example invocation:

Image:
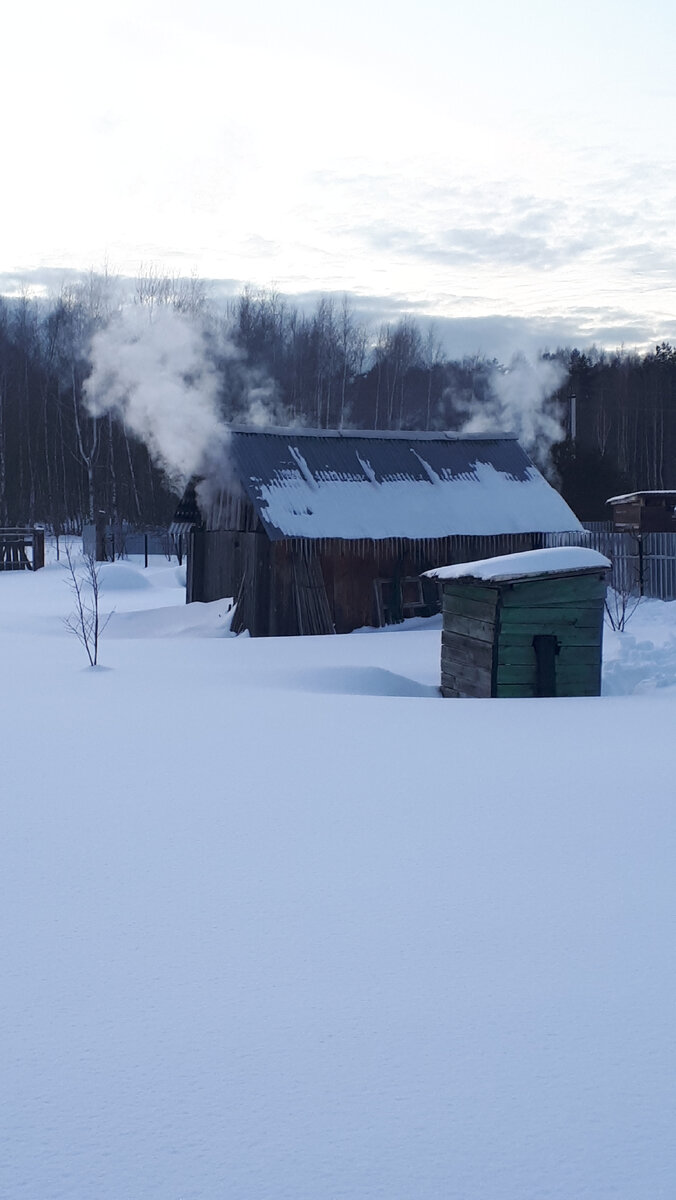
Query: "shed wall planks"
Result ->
[[438, 566, 608, 698]]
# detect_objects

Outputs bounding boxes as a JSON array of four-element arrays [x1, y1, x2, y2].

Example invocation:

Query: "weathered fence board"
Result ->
[[643, 533, 676, 600], [544, 527, 676, 601]]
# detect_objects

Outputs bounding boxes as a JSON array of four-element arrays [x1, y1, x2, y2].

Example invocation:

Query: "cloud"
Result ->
[[596, 241, 676, 275], [309, 160, 676, 311], [360, 223, 592, 271], [0, 266, 96, 299], [1, 267, 674, 366]]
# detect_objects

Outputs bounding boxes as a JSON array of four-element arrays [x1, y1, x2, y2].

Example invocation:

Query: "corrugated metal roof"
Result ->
[[209, 429, 582, 540], [226, 424, 516, 441], [231, 430, 532, 483]]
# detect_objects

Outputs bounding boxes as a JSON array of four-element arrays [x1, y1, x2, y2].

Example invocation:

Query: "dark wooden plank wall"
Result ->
[[203, 489, 261, 533], [439, 570, 607, 698], [187, 493, 262, 603], [439, 582, 498, 697], [612, 498, 676, 534], [251, 546, 332, 637], [495, 572, 606, 697], [188, 521, 559, 638], [189, 529, 270, 636], [312, 536, 541, 635]]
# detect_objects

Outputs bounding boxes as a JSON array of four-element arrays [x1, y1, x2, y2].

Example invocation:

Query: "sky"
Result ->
[[2, 0, 676, 358]]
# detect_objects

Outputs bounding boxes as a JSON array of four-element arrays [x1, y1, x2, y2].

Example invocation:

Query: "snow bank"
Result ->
[[107, 598, 235, 639], [95, 561, 154, 590]]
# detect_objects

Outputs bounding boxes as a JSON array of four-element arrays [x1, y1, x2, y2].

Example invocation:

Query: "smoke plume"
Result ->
[[84, 304, 304, 500], [459, 354, 567, 474], [84, 305, 228, 493]]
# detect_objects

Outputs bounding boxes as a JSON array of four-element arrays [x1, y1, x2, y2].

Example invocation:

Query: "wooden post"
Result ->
[[95, 512, 107, 562], [32, 528, 45, 570]]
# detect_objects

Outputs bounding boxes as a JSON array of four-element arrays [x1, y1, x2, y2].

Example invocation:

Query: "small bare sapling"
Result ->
[[605, 584, 641, 632], [64, 547, 113, 666]]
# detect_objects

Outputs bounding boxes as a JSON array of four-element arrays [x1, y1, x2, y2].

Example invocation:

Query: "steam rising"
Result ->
[[459, 355, 567, 473], [84, 305, 568, 506], [84, 306, 228, 492]]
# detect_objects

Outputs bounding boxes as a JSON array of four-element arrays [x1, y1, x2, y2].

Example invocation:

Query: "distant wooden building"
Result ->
[[607, 491, 676, 534], [173, 427, 583, 637]]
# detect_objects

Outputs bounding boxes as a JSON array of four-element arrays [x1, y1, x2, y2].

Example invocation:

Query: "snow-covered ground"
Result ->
[[2, 547, 676, 1200]]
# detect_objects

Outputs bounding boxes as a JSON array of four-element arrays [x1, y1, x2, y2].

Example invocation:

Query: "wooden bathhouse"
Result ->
[[607, 491, 676, 534], [426, 547, 611, 698], [172, 427, 583, 637]]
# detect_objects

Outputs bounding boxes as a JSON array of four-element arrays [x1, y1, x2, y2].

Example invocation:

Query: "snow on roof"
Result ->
[[214, 430, 583, 540], [607, 491, 676, 504], [425, 546, 611, 583]]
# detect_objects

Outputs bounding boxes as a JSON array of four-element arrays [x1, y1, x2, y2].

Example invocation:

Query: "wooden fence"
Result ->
[[82, 524, 173, 563], [0, 528, 45, 571]]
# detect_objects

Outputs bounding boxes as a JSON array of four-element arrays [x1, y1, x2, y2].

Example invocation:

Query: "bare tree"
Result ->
[[72, 372, 100, 522], [134, 264, 208, 317], [55, 277, 117, 522], [604, 555, 642, 632], [422, 324, 444, 430], [337, 295, 367, 428], [604, 586, 641, 632], [64, 546, 112, 666]]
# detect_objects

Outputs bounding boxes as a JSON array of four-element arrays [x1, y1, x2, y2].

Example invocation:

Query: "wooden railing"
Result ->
[[0, 528, 45, 571]]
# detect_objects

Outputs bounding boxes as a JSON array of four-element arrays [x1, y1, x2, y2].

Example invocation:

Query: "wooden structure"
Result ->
[[0, 527, 45, 571], [607, 491, 676, 534], [174, 428, 583, 637], [426, 547, 610, 698]]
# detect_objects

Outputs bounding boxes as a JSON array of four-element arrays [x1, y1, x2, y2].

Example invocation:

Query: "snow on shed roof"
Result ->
[[214, 429, 583, 541], [607, 491, 676, 504], [425, 546, 611, 584]]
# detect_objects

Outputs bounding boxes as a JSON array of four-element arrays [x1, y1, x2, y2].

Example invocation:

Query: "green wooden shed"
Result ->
[[425, 547, 611, 698]]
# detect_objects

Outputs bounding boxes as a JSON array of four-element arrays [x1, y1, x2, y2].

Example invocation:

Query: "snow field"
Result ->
[[1, 551, 676, 1199]]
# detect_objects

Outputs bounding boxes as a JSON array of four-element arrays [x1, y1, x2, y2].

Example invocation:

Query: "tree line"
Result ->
[[0, 271, 674, 528]]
